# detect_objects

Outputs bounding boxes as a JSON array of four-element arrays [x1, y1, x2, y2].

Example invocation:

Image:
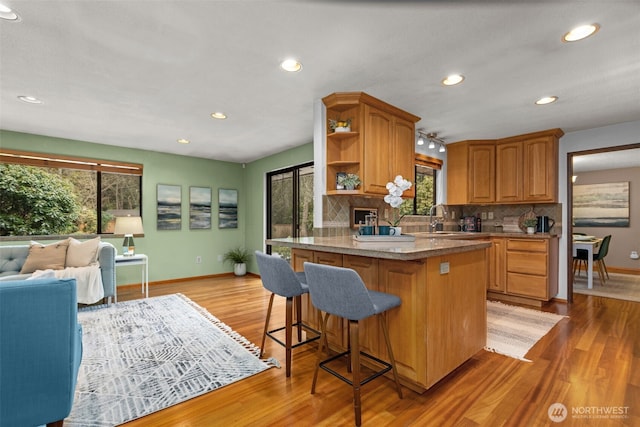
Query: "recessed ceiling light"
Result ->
[[280, 58, 302, 72], [0, 3, 19, 21], [177, 138, 190, 144], [535, 96, 558, 105], [18, 95, 43, 104], [442, 74, 464, 86], [563, 24, 600, 42], [210, 112, 227, 119]]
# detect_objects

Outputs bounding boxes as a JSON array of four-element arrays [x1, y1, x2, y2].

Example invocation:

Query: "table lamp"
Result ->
[[114, 216, 144, 256]]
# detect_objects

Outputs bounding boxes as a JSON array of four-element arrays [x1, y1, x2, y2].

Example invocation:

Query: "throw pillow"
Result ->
[[66, 236, 101, 268], [20, 239, 70, 274]]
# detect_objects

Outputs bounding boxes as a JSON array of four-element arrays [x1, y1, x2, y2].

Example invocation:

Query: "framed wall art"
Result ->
[[218, 188, 238, 229], [189, 186, 212, 229], [157, 184, 182, 230], [573, 181, 629, 227]]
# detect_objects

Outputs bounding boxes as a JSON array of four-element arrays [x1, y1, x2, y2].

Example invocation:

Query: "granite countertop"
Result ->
[[410, 231, 559, 239], [267, 235, 492, 261]]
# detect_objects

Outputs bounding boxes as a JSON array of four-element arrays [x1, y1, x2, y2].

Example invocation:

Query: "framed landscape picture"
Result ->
[[573, 182, 630, 227], [189, 186, 211, 229], [157, 184, 181, 230], [218, 188, 238, 229]]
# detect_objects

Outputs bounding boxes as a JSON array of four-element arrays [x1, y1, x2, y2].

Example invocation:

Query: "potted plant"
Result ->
[[383, 175, 412, 234], [523, 218, 537, 234], [223, 247, 251, 276], [337, 173, 361, 190], [328, 118, 352, 133]]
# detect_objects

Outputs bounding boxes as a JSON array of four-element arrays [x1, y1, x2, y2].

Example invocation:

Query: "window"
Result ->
[[400, 153, 441, 216], [0, 149, 142, 237], [266, 162, 313, 259]]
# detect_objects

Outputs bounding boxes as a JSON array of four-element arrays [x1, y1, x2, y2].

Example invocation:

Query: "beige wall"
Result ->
[[573, 166, 640, 270]]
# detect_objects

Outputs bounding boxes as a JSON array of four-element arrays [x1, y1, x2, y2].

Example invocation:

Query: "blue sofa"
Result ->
[[0, 242, 116, 303], [0, 278, 83, 427]]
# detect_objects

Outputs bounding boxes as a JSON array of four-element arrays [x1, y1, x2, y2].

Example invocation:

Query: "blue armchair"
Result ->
[[0, 278, 83, 427]]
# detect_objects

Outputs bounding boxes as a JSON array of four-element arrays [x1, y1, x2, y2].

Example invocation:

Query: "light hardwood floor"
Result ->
[[115, 274, 640, 426]]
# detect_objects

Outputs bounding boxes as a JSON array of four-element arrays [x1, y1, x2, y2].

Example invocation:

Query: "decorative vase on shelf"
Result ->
[[390, 226, 402, 236], [527, 226, 536, 235]]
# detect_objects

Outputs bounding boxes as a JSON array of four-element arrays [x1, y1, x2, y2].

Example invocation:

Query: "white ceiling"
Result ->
[[1, 1, 639, 164]]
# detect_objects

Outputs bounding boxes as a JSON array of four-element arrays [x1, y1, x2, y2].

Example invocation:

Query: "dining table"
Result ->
[[572, 235, 603, 289]]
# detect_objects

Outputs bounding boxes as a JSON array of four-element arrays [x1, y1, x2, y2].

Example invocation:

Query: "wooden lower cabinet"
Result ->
[[291, 248, 487, 392], [488, 237, 559, 306]]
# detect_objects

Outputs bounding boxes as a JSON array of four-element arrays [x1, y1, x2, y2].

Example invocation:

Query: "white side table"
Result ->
[[114, 254, 149, 302]]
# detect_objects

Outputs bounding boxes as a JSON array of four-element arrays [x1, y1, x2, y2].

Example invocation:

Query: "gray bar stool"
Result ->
[[255, 251, 320, 377], [303, 262, 403, 426]]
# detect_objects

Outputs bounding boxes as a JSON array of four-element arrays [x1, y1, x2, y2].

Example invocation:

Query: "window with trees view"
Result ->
[[0, 150, 142, 237]]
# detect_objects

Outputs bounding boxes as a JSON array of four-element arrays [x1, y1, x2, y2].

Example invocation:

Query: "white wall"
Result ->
[[558, 120, 640, 299]]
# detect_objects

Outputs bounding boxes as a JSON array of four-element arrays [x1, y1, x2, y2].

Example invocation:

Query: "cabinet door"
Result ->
[[495, 142, 522, 202], [363, 104, 394, 195], [468, 144, 495, 203], [523, 136, 557, 202], [488, 237, 506, 292], [343, 255, 379, 356], [392, 116, 416, 198], [312, 251, 345, 348], [378, 259, 427, 385]]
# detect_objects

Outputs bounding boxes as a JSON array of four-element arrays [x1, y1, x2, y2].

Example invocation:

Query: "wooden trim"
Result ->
[[0, 148, 143, 175], [117, 272, 260, 288], [415, 153, 442, 170]]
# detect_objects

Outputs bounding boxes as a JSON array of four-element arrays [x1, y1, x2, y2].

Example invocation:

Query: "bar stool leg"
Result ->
[[379, 313, 403, 399], [285, 296, 293, 377], [311, 311, 330, 394], [295, 295, 303, 342], [350, 319, 362, 427], [260, 293, 275, 358]]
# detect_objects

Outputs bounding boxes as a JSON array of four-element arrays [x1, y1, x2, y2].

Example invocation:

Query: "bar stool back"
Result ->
[[255, 251, 320, 377], [303, 262, 403, 426]]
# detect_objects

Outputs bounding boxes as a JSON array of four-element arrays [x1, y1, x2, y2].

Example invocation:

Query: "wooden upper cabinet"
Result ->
[[323, 92, 420, 197], [497, 128, 563, 203], [448, 128, 563, 205], [446, 140, 495, 205]]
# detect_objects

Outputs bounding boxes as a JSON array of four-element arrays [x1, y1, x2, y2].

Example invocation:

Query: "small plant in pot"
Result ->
[[223, 247, 251, 276], [337, 173, 361, 190], [523, 218, 538, 234]]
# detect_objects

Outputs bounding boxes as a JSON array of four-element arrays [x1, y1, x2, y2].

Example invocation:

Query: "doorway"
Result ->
[[567, 144, 640, 302], [266, 162, 314, 259]]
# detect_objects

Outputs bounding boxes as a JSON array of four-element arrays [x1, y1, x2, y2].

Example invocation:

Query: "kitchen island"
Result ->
[[266, 235, 491, 392]]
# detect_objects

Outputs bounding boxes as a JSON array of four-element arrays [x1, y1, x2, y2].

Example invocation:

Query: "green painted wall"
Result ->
[[1, 130, 246, 284], [1, 130, 313, 283]]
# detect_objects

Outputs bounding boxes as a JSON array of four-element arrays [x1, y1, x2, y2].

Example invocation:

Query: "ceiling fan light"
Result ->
[[428, 140, 435, 149], [417, 135, 425, 145], [563, 24, 600, 42], [439, 144, 446, 153]]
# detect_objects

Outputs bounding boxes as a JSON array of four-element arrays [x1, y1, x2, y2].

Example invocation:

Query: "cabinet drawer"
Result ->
[[507, 272, 548, 299], [313, 251, 343, 266], [507, 239, 547, 252], [507, 251, 548, 275]]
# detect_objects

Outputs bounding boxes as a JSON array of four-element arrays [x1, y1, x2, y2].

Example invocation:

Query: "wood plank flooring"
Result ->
[[115, 275, 640, 426]]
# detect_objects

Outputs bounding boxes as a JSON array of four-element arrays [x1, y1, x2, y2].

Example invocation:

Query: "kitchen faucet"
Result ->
[[429, 204, 448, 232]]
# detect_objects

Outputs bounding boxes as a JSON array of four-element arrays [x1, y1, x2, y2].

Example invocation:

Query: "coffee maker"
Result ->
[[536, 216, 555, 233]]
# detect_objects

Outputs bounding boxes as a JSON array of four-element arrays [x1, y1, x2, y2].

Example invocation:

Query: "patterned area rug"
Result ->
[[67, 294, 276, 426], [485, 300, 567, 362]]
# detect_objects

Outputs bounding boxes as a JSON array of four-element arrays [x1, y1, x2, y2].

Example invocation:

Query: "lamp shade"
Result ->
[[114, 216, 144, 236]]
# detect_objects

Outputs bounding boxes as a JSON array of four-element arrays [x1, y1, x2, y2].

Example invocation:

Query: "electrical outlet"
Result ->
[[217, 254, 223, 262], [481, 212, 487, 220], [488, 212, 494, 220], [196, 256, 202, 264], [440, 262, 450, 275]]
